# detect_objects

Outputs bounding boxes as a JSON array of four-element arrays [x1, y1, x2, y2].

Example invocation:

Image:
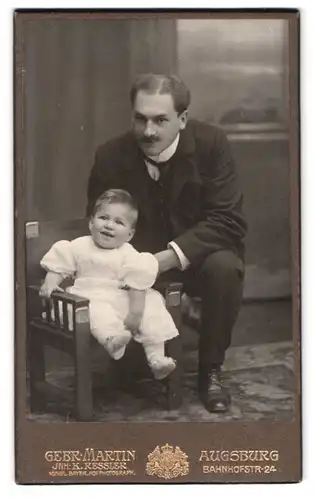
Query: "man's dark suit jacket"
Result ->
[[87, 120, 247, 266]]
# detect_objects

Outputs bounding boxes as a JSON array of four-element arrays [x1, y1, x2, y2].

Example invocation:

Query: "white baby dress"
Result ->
[[40, 236, 179, 345]]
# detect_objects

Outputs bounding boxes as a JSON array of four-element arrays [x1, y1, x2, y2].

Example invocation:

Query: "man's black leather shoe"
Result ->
[[199, 370, 231, 413]]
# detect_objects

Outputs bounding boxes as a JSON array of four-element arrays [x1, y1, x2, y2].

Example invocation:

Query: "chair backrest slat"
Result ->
[[53, 299, 61, 327], [44, 300, 52, 323], [62, 301, 69, 330]]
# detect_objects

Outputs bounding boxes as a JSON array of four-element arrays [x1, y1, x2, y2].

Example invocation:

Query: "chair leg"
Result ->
[[28, 325, 46, 413], [165, 335, 182, 410], [73, 322, 93, 421], [164, 283, 183, 410]]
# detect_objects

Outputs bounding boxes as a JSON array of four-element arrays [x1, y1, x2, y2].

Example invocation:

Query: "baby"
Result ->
[[39, 189, 179, 380]]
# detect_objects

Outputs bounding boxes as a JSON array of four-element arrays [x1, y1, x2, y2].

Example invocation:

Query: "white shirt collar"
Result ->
[[146, 133, 180, 163]]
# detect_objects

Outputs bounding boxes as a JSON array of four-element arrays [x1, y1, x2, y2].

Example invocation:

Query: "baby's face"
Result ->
[[89, 202, 135, 249]]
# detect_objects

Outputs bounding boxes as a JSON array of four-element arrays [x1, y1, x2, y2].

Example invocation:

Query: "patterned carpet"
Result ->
[[27, 340, 295, 423]]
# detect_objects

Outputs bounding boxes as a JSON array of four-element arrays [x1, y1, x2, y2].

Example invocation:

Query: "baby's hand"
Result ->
[[39, 282, 63, 299], [124, 311, 142, 335]]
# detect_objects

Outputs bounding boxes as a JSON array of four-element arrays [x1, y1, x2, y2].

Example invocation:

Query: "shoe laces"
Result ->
[[208, 370, 223, 390]]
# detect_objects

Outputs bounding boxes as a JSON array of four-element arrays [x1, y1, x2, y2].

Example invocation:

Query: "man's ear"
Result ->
[[179, 110, 188, 130], [88, 218, 93, 232], [127, 228, 136, 242]]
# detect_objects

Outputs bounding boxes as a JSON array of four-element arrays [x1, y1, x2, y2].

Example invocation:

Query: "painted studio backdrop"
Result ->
[[23, 17, 291, 343]]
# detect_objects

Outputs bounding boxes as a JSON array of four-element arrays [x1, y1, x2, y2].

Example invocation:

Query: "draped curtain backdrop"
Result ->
[[23, 18, 177, 221]]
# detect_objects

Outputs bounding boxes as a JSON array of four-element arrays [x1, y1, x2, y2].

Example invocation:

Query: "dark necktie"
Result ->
[[143, 155, 169, 169], [143, 155, 170, 182]]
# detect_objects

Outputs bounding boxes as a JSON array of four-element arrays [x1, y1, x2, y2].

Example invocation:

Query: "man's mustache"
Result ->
[[140, 137, 159, 143]]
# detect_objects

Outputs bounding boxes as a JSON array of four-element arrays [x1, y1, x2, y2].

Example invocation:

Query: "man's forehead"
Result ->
[[133, 90, 175, 114]]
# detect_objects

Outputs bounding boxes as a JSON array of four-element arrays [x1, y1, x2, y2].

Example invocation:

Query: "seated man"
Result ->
[[86, 73, 247, 413]]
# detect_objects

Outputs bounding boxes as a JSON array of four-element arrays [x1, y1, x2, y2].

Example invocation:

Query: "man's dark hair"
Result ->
[[130, 73, 191, 115], [92, 189, 138, 227]]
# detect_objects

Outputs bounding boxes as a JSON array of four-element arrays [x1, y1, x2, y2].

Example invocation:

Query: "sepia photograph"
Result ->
[[14, 10, 300, 483]]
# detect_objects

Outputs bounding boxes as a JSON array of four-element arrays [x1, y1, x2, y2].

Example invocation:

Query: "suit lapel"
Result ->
[[170, 123, 202, 203]]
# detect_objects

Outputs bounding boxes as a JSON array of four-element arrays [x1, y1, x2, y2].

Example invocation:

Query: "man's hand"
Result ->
[[154, 249, 181, 274], [124, 311, 143, 335]]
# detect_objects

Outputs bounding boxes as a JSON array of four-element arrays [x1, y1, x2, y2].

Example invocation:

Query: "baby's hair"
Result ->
[[92, 189, 139, 228]]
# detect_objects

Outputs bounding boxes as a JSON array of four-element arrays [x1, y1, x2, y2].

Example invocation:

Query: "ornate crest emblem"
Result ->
[[146, 443, 189, 479]]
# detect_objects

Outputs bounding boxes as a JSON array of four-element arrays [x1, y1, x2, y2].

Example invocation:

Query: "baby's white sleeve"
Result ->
[[122, 251, 159, 290], [40, 240, 77, 277]]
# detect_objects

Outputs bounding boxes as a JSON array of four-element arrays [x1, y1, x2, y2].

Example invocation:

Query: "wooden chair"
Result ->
[[26, 218, 183, 421]]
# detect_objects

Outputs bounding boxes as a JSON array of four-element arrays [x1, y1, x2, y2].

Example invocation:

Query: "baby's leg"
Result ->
[[142, 341, 176, 380], [139, 289, 179, 342], [89, 302, 131, 360]]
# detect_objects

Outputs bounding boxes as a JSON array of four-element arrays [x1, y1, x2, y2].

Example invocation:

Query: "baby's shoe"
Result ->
[[150, 356, 177, 380], [105, 332, 131, 360]]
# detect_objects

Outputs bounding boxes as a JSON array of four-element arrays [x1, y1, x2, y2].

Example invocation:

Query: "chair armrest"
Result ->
[[27, 284, 90, 331], [28, 284, 89, 308], [164, 282, 183, 330], [165, 282, 183, 308]]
